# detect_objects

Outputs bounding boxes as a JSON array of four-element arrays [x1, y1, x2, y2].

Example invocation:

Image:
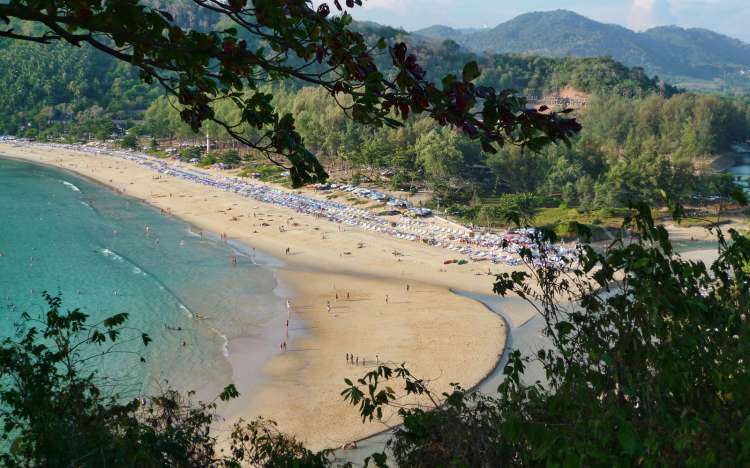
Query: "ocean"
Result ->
[[0, 156, 288, 402], [729, 152, 750, 193]]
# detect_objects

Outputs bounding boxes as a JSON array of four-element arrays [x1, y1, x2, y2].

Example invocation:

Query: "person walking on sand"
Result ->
[[406, 283, 410, 292], [385, 294, 389, 304], [327, 301, 331, 313], [347, 292, 350, 300]]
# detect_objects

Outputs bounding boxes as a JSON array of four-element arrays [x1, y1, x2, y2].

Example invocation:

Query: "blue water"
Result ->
[[729, 153, 750, 193], [0, 156, 287, 401]]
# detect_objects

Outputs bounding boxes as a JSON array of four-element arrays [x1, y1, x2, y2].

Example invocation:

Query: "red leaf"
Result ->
[[317, 4, 330, 17], [316, 46, 326, 64]]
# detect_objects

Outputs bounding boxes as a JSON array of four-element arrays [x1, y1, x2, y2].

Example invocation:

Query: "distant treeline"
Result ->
[[2, 15, 748, 221], [0, 16, 673, 138], [135, 86, 750, 219]]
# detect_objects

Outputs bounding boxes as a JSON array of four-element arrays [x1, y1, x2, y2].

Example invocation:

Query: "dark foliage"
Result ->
[[343, 206, 750, 466]]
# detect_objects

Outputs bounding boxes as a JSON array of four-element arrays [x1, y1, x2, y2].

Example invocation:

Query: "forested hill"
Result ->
[[414, 10, 750, 93], [0, 13, 671, 137]]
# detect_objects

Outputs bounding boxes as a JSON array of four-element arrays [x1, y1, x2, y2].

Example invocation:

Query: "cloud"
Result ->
[[627, 0, 673, 30]]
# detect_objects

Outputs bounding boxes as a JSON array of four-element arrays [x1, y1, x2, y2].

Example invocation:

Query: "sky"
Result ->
[[335, 0, 750, 43]]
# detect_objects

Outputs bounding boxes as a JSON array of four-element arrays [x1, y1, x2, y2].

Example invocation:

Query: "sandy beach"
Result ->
[[0, 142, 522, 450]]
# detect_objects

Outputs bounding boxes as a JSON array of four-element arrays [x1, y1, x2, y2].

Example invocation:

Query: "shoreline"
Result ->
[[0, 142, 511, 450]]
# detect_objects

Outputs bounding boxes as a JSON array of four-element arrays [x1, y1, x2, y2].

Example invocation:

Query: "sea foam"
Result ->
[[62, 180, 81, 192]]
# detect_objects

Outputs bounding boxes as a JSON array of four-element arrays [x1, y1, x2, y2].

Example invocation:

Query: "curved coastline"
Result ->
[[1, 154, 293, 409], [0, 142, 509, 450], [336, 290, 535, 464]]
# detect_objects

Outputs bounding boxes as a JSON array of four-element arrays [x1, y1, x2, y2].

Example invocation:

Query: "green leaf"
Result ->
[[729, 187, 749, 206], [219, 384, 240, 401], [618, 422, 641, 454], [462, 61, 481, 82]]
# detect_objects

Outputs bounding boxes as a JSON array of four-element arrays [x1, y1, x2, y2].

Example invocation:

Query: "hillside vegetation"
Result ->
[[1, 6, 748, 230], [0, 17, 671, 137], [414, 10, 750, 93]]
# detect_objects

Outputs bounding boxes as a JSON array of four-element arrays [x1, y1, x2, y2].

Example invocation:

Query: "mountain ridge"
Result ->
[[412, 10, 750, 91]]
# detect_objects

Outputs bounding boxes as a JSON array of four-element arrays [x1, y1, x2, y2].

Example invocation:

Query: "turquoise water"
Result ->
[[729, 153, 750, 193], [0, 156, 287, 401]]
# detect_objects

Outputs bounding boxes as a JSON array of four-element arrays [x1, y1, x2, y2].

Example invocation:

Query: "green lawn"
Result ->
[[534, 207, 627, 229]]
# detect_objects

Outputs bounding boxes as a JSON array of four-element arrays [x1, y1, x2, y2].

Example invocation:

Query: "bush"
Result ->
[[219, 149, 241, 168], [0, 294, 332, 466], [343, 205, 750, 466], [199, 152, 218, 166], [179, 146, 203, 162], [120, 132, 138, 149]]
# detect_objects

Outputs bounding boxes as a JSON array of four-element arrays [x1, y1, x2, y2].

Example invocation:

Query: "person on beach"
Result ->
[[347, 292, 350, 300], [406, 283, 410, 292], [286, 299, 291, 310], [326, 301, 331, 313], [285, 247, 290, 255], [346, 353, 350, 363], [385, 294, 389, 304]]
